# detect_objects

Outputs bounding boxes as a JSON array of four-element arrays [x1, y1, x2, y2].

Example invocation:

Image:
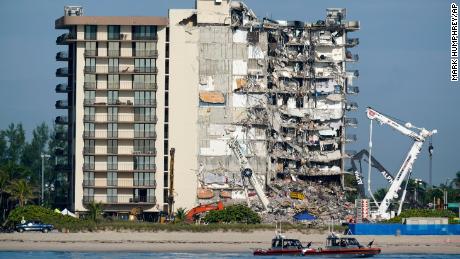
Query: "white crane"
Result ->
[[366, 107, 437, 219], [227, 137, 270, 211]]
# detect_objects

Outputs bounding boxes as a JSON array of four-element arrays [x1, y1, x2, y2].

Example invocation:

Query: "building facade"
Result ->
[[55, 1, 359, 218]]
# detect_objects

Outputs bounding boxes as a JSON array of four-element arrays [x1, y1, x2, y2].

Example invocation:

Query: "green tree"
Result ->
[[373, 188, 388, 202], [3, 123, 26, 164], [87, 201, 103, 222], [7, 179, 36, 207], [175, 207, 187, 223], [21, 122, 50, 184], [203, 204, 261, 224], [0, 169, 8, 220], [455, 171, 460, 189]]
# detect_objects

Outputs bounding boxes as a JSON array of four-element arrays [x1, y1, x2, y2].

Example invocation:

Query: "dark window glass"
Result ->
[[84, 25, 97, 40], [108, 25, 120, 40]]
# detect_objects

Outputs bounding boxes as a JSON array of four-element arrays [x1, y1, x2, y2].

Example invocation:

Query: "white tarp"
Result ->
[[248, 45, 264, 59], [233, 60, 248, 75], [61, 208, 77, 218], [233, 30, 248, 43]]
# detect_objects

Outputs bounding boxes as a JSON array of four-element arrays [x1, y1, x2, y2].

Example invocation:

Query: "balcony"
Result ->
[[83, 195, 156, 204], [55, 116, 68, 124], [84, 66, 96, 73], [134, 67, 158, 73], [134, 99, 156, 107], [346, 38, 359, 48], [84, 82, 97, 90], [107, 82, 120, 90], [346, 70, 359, 78], [55, 83, 69, 93], [134, 50, 158, 57], [83, 115, 95, 122], [132, 149, 157, 156], [56, 51, 69, 61], [56, 67, 69, 77], [346, 86, 359, 95], [83, 179, 156, 188], [345, 51, 359, 62], [133, 82, 157, 90], [84, 98, 95, 106], [345, 134, 357, 143], [56, 33, 76, 45], [83, 163, 95, 171], [54, 147, 66, 156], [84, 50, 97, 56], [55, 100, 68, 109], [107, 50, 120, 57], [132, 34, 158, 41], [54, 131, 67, 140], [84, 66, 158, 74], [344, 117, 358, 128], [134, 115, 157, 123], [134, 131, 156, 139], [345, 102, 358, 111]]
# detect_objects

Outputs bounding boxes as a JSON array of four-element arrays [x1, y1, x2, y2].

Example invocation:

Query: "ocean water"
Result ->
[[0, 252, 458, 259]]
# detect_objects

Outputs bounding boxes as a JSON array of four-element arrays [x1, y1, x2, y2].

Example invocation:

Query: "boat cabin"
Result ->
[[326, 235, 362, 248], [271, 235, 303, 250]]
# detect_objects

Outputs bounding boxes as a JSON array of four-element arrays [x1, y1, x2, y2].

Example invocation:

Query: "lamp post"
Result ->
[[40, 153, 51, 206]]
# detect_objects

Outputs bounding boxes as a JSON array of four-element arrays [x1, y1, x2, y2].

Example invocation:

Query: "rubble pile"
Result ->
[[249, 179, 353, 225]]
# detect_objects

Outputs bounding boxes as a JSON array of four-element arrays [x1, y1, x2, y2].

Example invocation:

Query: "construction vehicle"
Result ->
[[366, 107, 437, 219], [185, 200, 224, 222], [349, 149, 394, 198], [227, 136, 270, 211], [290, 191, 305, 200], [168, 148, 175, 221]]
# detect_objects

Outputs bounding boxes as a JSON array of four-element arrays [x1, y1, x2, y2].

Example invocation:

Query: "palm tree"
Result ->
[[454, 171, 460, 189], [0, 170, 9, 220], [175, 207, 187, 223], [7, 179, 35, 207], [87, 201, 103, 222]]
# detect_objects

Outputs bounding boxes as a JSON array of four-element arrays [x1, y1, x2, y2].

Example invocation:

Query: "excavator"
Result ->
[[365, 107, 437, 219], [349, 149, 394, 198], [185, 201, 224, 222]]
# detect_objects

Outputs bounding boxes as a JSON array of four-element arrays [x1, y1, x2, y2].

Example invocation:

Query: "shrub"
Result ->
[[6, 205, 80, 229], [385, 209, 457, 223], [203, 204, 261, 224]]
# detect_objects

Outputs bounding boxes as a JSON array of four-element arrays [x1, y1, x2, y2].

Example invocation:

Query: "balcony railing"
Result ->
[[134, 50, 158, 57], [134, 67, 157, 73], [55, 83, 69, 93], [56, 51, 68, 61], [346, 86, 359, 95], [107, 163, 118, 170], [83, 131, 95, 138], [132, 149, 156, 156], [345, 102, 358, 111], [84, 115, 95, 122], [55, 100, 68, 109], [84, 179, 156, 188], [134, 131, 156, 138], [134, 115, 157, 123], [108, 66, 119, 73], [134, 99, 156, 106], [55, 116, 68, 124], [84, 98, 96, 106], [346, 38, 359, 47], [107, 82, 120, 89], [84, 82, 97, 89], [132, 34, 157, 41], [84, 50, 97, 56], [83, 179, 95, 186], [56, 67, 69, 77], [344, 117, 358, 127], [83, 195, 156, 204], [83, 163, 95, 170], [56, 33, 76, 45], [133, 82, 157, 90], [107, 50, 120, 57], [84, 66, 96, 73], [83, 147, 95, 154]]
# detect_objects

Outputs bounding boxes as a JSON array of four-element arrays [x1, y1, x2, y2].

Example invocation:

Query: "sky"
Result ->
[[0, 0, 457, 189]]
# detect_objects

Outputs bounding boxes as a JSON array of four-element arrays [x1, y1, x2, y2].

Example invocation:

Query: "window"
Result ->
[[108, 139, 118, 154], [108, 156, 118, 170], [84, 74, 96, 89], [83, 172, 94, 186], [133, 75, 156, 90], [85, 58, 96, 72], [108, 123, 118, 137], [132, 26, 156, 40], [108, 42, 120, 57], [84, 155, 95, 170], [134, 123, 155, 137], [108, 58, 119, 73], [133, 42, 156, 57], [84, 25, 97, 40], [107, 25, 120, 40], [84, 123, 95, 137], [165, 108, 169, 123], [83, 188, 94, 202], [84, 107, 95, 121], [165, 75, 169, 91], [134, 139, 155, 153], [108, 90, 119, 104], [134, 59, 155, 73], [85, 42, 97, 56], [134, 172, 154, 186], [134, 107, 155, 122], [164, 124, 168, 139], [166, 27, 169, 42], [107, 188, 117, 203], [163, 188, 169, 203], [84, 139, 95, 153], [134, 91, 155, 105], [108, 74, 119, 89], [107, 171, 117, 186], [133, 156, 155, 170]]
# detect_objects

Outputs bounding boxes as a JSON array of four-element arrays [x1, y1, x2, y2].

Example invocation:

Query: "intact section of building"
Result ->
[[55, 1, 359, 218], [55, 6, 168, 219]]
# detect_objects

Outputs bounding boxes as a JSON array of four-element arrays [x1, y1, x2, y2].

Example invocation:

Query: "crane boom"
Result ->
[[366, 107, 437, 218], [227, 137, 270, 211]]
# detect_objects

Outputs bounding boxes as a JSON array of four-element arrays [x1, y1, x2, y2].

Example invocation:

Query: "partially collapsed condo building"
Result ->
[[55, 0, 359, 219]]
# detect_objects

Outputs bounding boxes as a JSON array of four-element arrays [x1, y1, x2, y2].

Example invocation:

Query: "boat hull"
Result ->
[[253, 248, 381, 257]]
